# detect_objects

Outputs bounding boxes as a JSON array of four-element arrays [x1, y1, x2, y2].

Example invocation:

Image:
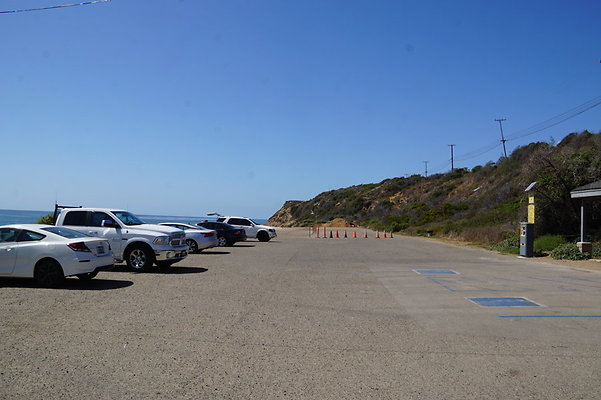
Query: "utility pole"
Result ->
[[448, 144, 455, 172], [423, 161, 428, 177], [495, 118, 508, 158]]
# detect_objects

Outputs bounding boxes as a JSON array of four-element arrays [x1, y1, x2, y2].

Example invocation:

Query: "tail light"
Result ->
[[68, 242, 91, 252], [234, 230, 241, 235], [203, 232, 214, 237]]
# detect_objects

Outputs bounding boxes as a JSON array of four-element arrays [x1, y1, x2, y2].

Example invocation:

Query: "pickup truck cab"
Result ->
[[215, 216, 277, 242], [54, 207, 188, 271]]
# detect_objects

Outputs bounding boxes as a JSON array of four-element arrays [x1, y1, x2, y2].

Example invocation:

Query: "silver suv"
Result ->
[[215, 216, 277, 242]]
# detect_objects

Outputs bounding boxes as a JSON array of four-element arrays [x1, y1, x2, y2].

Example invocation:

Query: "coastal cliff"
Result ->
[[269, 131, 601, 243]]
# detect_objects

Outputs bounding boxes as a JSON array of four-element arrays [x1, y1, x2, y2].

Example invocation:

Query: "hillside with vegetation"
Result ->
[[269, 131, 601, 246]]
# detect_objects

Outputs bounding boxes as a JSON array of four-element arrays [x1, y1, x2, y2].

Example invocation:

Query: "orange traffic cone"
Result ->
[[376, 231, 380, 238], [364, 231, 368, 238], [353, 231, 357, 238], [383, 232, 387, 238], [390, 232, 394, 238]]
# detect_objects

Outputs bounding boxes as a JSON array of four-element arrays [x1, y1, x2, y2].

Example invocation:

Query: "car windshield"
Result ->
[[113, 211, 145, 226], [42, 226, 89, 239]]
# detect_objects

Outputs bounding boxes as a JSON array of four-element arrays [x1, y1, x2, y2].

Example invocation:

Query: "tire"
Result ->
[[217, 236, 227, 247], [186, 239, 198, 253], [157, 261, 176, 268], [76, 271, 98, 281], [125, 245, 154, 272], [257, 231, 270, 242], [34, 259, 65, 288]]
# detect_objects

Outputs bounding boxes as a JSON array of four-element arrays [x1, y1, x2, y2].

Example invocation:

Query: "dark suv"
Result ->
[[196, 221, 247, 247]]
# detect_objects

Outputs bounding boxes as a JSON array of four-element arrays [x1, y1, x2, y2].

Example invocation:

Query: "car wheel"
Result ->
[[257, 231, 270, 242], [186, 239, 198, 253], [76, 271, 98, 281], [125, 245, 153, 272], [217, 236, 227, 247], [34, 259, 65, 288]]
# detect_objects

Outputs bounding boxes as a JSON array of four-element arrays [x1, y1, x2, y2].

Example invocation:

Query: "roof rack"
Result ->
[[52, 203, 82, 224]]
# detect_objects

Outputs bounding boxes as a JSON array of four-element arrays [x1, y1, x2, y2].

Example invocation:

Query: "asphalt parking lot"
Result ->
[[1, 228, 600, 399]]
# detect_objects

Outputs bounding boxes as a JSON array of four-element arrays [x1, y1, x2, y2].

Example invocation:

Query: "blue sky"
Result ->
[[1, 0, 600, 218]]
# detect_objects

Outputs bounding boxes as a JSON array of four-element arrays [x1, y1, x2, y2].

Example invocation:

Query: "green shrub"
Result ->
[[382, 215, 409, 232], [550, 243, 590, 260], [491, 235, 520, 254], [407, 202, 429, 211], [592, 244, 601, 259], [36, 214, 54, 225], [534, 235, 566, 252], [439, 222, 460, 235]]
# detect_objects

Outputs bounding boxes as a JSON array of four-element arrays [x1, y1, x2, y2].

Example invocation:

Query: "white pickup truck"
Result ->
[[54, 207, 188, 271]]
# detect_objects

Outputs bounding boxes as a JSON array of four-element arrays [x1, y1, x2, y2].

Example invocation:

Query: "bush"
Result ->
[[550, 243, 591, 260], [592, 244, 601, 259], [491, 235, 520, 254], [36, 214, 54, 225], [534, 235, 566, 252]]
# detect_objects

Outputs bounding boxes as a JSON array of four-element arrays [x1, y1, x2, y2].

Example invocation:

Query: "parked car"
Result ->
[[0, 224, 114, 287], [158, 223, 218, 253], [54, 206, 188, 271], [215, 216, 277, 242], [196, 221, 247, 247]]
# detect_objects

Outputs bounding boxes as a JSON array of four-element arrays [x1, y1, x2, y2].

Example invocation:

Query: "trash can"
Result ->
[[519, 222, 534, 257]]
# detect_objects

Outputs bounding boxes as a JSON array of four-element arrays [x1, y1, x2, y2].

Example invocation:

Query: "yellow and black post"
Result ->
[[520, 183, 537, 258], [527, 195, 535, 224]]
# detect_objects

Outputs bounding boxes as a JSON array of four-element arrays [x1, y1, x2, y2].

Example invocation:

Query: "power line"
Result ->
[[455, 141, 501, 162], [505, 95, 601, 142], [423, 95, 598, 176], [0, 0, 111, 14], [452, 95, 600, 164]]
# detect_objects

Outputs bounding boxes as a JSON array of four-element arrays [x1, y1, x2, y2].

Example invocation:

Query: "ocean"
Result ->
[[0, 209, 268, 226]]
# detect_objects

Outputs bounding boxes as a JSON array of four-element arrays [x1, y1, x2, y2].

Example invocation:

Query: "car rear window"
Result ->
[[228, 218, 251, 226], [17, 230, 46, 242], [63, 210, 87, 226], [42, 227, 89, 239]]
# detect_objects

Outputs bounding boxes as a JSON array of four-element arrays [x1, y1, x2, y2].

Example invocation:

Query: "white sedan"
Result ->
[[0, 224, 114, 287], [159, 223, 218, 253]]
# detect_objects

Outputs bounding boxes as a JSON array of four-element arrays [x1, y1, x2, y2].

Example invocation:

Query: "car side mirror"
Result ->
[[101, 220, 118, 228]]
